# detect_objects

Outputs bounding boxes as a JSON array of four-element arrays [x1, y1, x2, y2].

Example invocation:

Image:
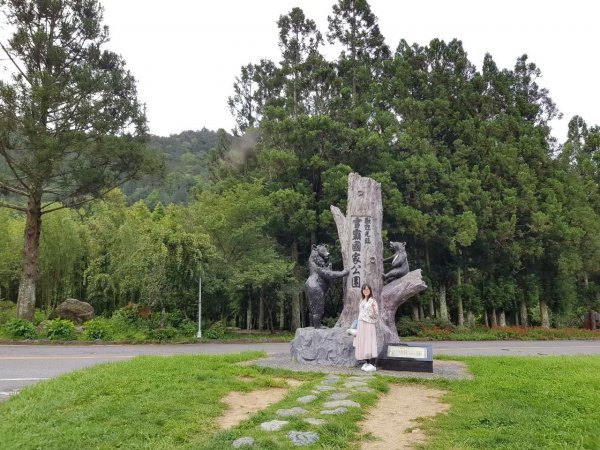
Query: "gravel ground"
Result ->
[[248, 353, 472, 380]]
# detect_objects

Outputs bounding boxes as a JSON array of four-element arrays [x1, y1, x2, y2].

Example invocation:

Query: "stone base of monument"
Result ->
[[290, 327, 356, 367], [377, 343, 433, 373]]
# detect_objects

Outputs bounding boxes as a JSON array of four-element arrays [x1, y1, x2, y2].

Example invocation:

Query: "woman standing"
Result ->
[[355, 284, 378, 372]]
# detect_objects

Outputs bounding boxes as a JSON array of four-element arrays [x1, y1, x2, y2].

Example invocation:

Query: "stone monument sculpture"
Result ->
[[304, 244, 349, 328], [383, 241, 410, 283], [291, 173, 428, 366]]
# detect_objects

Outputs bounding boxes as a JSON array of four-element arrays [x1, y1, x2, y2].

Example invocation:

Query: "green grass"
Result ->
[[0, 352, 382, 449], [2, 353, 600, 449], [422, 356, 600, 449]]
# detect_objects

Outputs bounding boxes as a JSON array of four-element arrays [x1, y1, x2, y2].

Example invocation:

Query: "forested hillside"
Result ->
[[2, 0, 599, 333], [123, 128, 222, 205]]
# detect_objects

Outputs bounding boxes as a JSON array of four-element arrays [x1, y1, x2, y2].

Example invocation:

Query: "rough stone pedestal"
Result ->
[[290, 327, 356, 367]]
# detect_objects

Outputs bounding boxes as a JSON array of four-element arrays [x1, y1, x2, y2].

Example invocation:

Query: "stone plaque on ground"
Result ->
[[378, 343, 433, 373]]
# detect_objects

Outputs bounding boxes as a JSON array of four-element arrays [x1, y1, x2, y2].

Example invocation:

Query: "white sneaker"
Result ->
[[346, 328, 357, 336], [364, 363, 376, 372], [360, 363, 368, 370]]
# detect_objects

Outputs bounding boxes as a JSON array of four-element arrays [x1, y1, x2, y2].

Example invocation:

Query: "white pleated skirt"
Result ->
[[354, 320, 377, 360]]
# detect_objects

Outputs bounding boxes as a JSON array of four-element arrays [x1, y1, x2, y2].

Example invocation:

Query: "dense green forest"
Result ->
[[2, 0, 600, 332]]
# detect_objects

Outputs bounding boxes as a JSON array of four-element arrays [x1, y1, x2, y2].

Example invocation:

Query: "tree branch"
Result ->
[[0, 41, 31, 85], [0, 147, 31, 192], [0, 179, 28, 196], [0, 200, 27, 212], [380, 269, 428, 321]]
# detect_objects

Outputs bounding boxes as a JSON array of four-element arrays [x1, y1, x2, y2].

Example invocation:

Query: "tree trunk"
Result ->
[[419, 304, 425, 321], [467, 310, 475, 326], [539, 300, 550, 328], [457, 268, 464, 326], [278, 297, 284, 330], [246, 290, 253, 331], [498, 310, 506, 327], [439, 283, 449, 322], [160, 307, 166, 328], [491, 308, 498, 326], [331, 174, 427, 353], [258, 289, 265, 330], [290, 239, 301, 331], [428, 297, 435, 317], [412, 303, 419, 321], [484, 310, 489, 327], [17, 194, 42, 321], [520, 301, 528, 327]]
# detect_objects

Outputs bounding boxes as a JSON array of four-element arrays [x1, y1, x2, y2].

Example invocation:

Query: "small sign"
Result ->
[[379, 343, 433, 373], [387, 345, 428, 359]]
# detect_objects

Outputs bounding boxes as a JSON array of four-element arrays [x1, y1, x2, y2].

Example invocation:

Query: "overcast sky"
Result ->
[[100, 0, 599, 141]]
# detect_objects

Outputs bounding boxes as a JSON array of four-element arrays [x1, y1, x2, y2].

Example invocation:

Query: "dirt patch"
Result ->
[[218, 379, 303, 429], [360, 385, 449, 450]]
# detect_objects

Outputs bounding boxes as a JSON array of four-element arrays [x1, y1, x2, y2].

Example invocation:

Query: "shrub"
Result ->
[[0, 300, 17, 325], [83, 318, 113, 340], [204, 321, 227, 339], [322, 316, 338, 328], [5, 318, 38, 339], [111, 308, 149, 334], [178, 319, 198, 337], [148, 327, 177, 341], [396, 317, 426, 336], [45, 319, 77, 341]]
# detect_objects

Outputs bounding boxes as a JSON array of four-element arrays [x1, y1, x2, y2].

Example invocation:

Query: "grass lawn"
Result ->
[[1, 353, 599, 449], [423, 355, 600, 449]]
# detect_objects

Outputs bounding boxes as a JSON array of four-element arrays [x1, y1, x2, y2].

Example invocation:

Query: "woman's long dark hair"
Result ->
[[361, 283, 373, 300]]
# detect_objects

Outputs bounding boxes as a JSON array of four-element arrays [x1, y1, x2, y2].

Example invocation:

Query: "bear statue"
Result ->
[[383, 241, 410, 283], [304, 244, 349, 328]]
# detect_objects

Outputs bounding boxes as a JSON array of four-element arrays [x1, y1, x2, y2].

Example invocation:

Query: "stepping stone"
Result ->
[[344, 381, 368, 389], [233, 437, 254, 448], [354, 386, 375, 393], [288, 431, 319, 446], [297, 395, 318, 404], [321, 377, 339, 385], [323, 400, 360, 408], [304, 418, 325, 426], [329, 392, 350, 400], [315, 385, 336, 391], [347, 376, 366, 381], [277, 407, 308, 417], [321, 407, 348, 415], [261, 420, 288, 431]]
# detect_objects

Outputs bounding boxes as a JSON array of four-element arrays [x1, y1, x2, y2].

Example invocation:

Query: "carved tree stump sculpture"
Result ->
[[331, 173, 428, 354]]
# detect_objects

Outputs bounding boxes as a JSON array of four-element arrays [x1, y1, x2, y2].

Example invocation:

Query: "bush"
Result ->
[[45, 319, 77, 341], [148, 327, 177, 341], [178, 319, 198, 337], [83, 318, 113, 340], [5, 318, 38, 339], [396, 317, 456, 337], [0, 300, 17, 325], [204, 321, 227, 339], [396, 317, 426, 337], [322, 316, 338, 328]]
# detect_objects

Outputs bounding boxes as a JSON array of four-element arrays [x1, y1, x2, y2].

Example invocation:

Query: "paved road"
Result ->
[[1, 340, 599, 401]]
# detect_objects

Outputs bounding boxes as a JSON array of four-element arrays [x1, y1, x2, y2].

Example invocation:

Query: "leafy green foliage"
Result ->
[[45, 319, 77, 341], [1, 0, 600, 332], [4, 318, 37, 339], [204, 321, 227, 339], [148, 327, 177, 341], [83, 318, 113, 341]]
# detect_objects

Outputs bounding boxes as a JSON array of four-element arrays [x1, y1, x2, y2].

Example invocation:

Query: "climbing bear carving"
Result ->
[[384, 241, 410, 283], [304, 244, 348, 328]]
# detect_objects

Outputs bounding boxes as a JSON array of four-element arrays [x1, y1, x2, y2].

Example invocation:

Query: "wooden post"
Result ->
[[331, 173, 427, 353]]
